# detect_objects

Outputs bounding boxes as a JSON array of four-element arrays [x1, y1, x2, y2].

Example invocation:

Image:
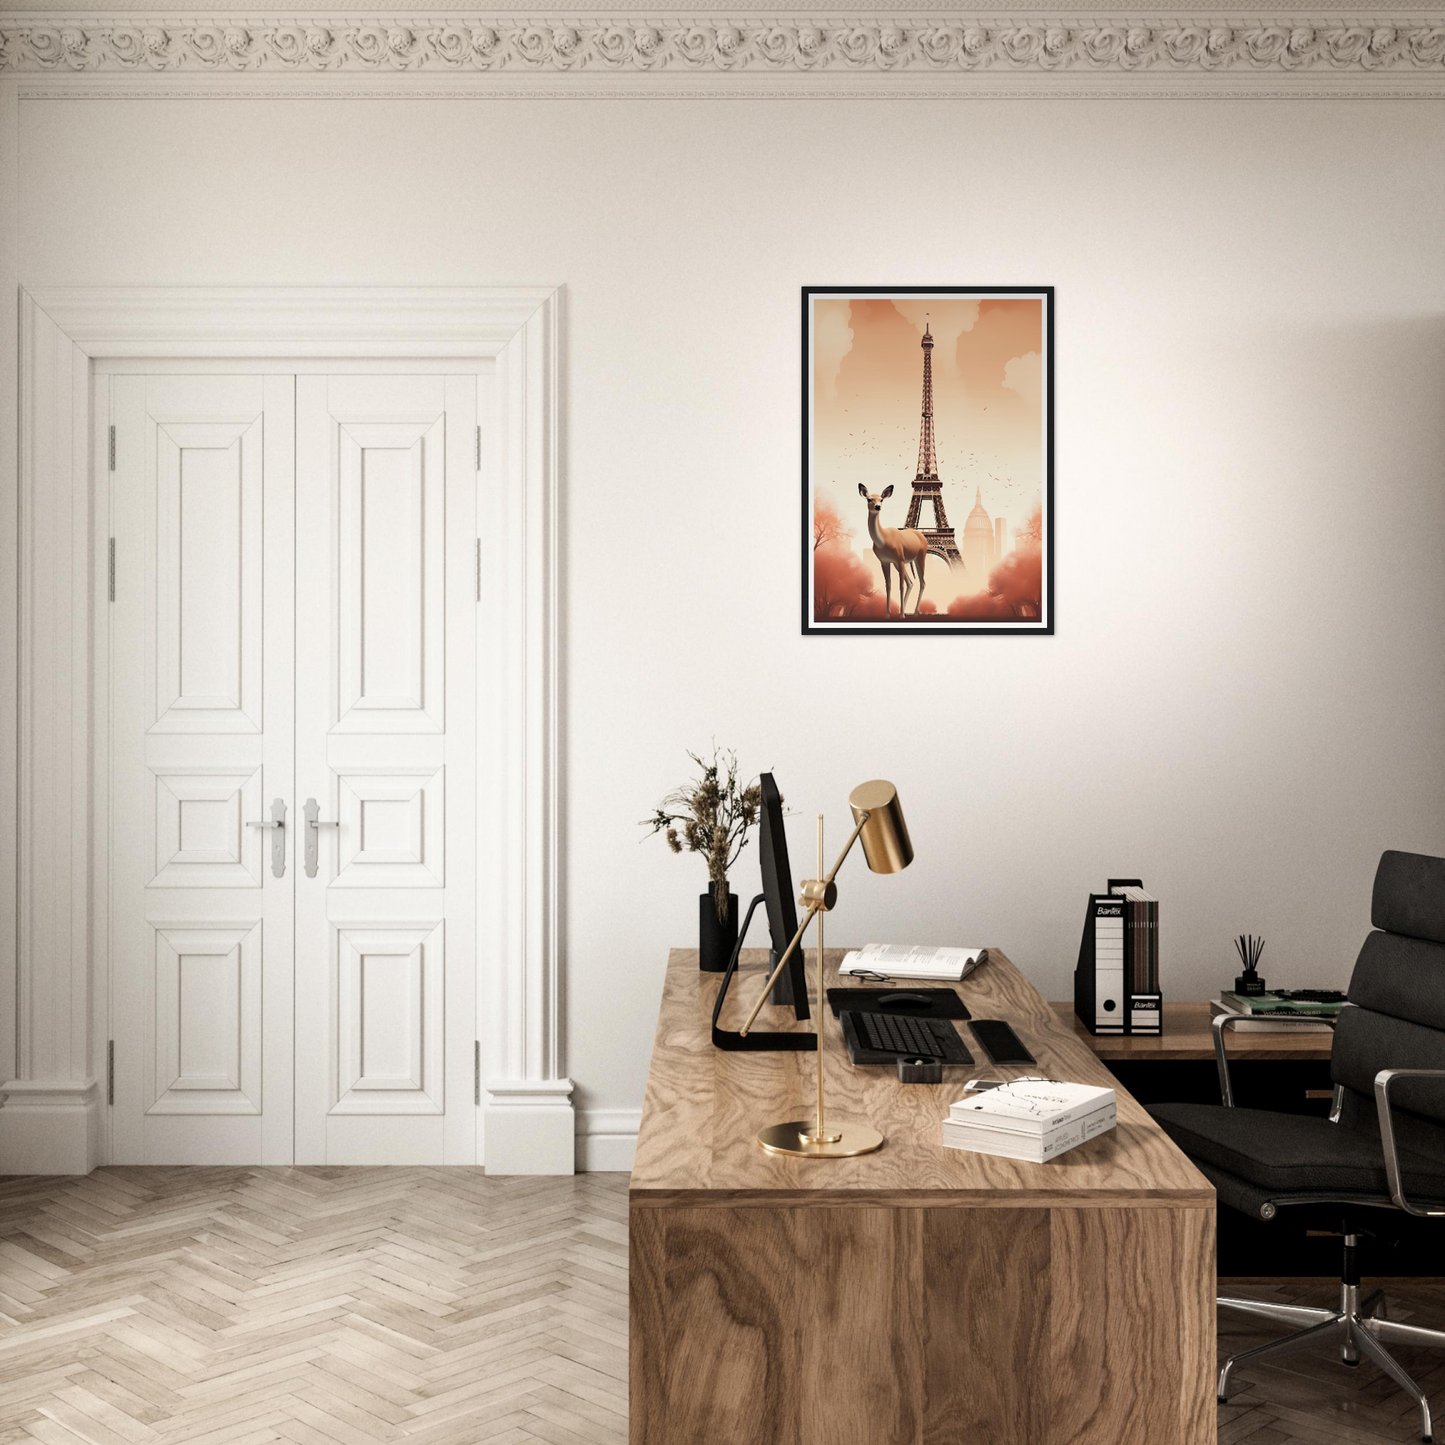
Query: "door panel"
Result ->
[[333, 921, 444, 1113], [294, 375, 476, 1164], [332, 767, 445, 888], [148, 921, 262, 1114], [149, 765, 264, 887], [110, 375, 295, 1164], [335, 421, 445, 732], [152, 422, 263, 731]]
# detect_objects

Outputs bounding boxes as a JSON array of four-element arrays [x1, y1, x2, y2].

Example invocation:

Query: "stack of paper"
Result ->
[[941, 1079, 1117, 1163], [839, 943, 985, 982]]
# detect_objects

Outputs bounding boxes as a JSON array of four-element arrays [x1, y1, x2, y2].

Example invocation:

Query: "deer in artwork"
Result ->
[[858, 484, 929, 618]]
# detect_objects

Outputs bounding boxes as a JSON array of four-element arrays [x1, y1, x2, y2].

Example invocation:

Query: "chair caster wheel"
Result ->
[[1217, 1398, 1227, 1405], [1343, 1358, 1360, 1368]]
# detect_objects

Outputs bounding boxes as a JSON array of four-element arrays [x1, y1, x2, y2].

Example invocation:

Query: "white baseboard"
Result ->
[[0, 1077, 637, 1177], [576, 1108, 640, 1173], [483, 1078, 575, 1175], [0, 1079, 102, 1175]]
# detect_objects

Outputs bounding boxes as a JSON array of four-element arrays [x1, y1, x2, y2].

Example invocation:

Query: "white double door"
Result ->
[[109, 370, 477, 1164]]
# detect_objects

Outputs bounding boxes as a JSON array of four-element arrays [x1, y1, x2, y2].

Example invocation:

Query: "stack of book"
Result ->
[[1118, 886, 1159, 998], [941, 1079, 1117, 1163], [1210, 990, 1345, 1033]]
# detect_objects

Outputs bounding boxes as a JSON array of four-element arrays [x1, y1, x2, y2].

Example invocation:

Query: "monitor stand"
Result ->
[[770, 950, 800, 1007], [711, 894, 816, 1052]]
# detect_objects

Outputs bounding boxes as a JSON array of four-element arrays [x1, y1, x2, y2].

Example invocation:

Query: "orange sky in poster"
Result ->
[[811, 295, 1044, 552]]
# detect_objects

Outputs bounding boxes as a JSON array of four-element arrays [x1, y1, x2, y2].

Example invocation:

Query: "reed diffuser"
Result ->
[[1234, 934, 1267, 996]]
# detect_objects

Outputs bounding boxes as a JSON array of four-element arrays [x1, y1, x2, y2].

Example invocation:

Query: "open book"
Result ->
[[839, 943, 987, 982]]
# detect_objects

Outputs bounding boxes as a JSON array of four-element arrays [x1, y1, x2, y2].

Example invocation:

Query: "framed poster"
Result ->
[[803, 286, 1053, 635]]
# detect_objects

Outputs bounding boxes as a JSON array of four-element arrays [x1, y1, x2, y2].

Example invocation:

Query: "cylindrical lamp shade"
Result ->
[[848, 780, 913, 874]]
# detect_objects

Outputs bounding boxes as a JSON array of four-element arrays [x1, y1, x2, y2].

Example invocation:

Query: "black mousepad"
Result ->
[[826, 987, 970, 1021]]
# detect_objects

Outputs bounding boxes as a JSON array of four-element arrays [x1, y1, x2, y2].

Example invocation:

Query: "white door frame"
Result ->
[[1, 286, 571, 1175]]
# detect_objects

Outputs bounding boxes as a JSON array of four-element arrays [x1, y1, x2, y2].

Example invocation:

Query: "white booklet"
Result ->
[[942, 1102, 1116, 1163], [839, 943, 986, 982], [948, 1078, 1116, 1135]]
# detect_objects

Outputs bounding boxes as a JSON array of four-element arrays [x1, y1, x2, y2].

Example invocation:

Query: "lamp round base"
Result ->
[[756, 1119, 884, 1158]]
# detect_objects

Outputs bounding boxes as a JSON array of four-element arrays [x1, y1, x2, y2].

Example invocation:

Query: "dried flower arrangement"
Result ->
[[643, 746, 763, 922]]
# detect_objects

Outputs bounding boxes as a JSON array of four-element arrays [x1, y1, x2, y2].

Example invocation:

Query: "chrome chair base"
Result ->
[[1219, 1281, 1445, 1442]]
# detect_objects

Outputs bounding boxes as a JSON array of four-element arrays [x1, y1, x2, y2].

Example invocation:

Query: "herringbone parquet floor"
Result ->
[[1218, 1276, 1445, 1444], [0, 1168, 628, 1445], [3, 1168, 1445, 1444]]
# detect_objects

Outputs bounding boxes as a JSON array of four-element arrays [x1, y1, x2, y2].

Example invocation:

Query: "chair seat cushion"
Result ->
[[1148, 1102, 1445, 1198]]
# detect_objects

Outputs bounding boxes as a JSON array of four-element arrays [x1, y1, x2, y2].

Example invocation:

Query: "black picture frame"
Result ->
[[802, 285, 1054, 636]]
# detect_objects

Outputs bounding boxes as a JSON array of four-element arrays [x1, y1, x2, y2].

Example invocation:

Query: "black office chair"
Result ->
[[1149, 849, 1445, 1443]]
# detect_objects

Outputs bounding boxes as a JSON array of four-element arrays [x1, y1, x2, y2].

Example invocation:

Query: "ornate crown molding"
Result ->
[[3, 12, 1444, 86]]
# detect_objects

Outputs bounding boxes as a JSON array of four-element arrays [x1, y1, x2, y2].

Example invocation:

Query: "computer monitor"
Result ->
[[709, 771, 815, 1051], [758, 773, 810, 1020]]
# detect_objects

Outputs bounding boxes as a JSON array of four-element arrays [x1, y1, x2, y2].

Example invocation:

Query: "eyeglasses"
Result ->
[[846, 958, 986, 986]]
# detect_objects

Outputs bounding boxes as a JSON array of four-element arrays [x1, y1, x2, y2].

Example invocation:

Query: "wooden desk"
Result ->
[[631, 949, 1215, 1445], [1052, 1000, 1334, 1061]]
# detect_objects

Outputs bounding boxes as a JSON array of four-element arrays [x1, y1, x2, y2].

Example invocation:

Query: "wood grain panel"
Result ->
[[631, 949, 1213, 1206], [1173, 1206, 1217, 1445], [798, 1208, 922, 1445], [661, 1206, 802, 1445], [922, 1207, 1050, 1445], [629, 1202, 666, 1445], [1048, 1206, 1215, 1445], [630, 1198, 1211, 1445]]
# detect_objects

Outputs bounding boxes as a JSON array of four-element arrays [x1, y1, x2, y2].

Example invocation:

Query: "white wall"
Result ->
[[16, 95, 1445, 1149]]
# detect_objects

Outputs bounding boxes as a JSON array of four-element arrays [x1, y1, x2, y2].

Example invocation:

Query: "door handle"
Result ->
[[303, 797, 339, 879], [246, 797, 288, 879]]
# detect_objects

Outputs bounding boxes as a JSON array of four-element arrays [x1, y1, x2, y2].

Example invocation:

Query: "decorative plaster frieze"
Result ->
[[2, 15, 1444, 77]]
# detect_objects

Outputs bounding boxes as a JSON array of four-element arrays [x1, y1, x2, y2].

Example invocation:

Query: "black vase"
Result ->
[[699, 887, 739, 972]]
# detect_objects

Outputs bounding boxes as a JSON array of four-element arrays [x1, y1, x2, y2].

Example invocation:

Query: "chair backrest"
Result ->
[[1332, 851, 1445, 1149]]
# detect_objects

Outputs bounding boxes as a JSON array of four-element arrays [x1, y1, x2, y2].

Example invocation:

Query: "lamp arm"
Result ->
[[820, 811, 871, 888], [738, 811, 871, 1037]]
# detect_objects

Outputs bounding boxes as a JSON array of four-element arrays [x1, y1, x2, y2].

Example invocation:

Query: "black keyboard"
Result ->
[[842, 1010, 974, 1065]]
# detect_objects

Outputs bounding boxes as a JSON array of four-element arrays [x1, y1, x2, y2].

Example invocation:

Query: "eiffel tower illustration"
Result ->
[[902, 320, 962, 569]]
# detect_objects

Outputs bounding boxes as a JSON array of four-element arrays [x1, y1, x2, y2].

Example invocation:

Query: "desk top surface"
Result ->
[[1053, 1000, 1335, 1061], [630, 948, 1213, 1208]]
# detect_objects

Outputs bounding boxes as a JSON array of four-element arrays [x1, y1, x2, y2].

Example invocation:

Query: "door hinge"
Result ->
[[108, 425, 116, 472], [108, 538, 116, 602], [475, 424, 482, 472], [475, 539, 482, 603], [474, 1041, 481, 1106], [107, 1040, 115, 1105]]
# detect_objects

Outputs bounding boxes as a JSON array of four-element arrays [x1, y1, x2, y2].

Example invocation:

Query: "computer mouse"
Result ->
[[879, 992, 932, 1010]]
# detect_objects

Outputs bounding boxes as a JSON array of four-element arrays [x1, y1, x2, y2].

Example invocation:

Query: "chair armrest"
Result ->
[[1374, 1068, 1445, 1217], [1212, 1011, 1337, 1108]]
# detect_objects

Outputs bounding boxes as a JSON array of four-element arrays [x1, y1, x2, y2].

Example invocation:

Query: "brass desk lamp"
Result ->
[[738, 779, 913, 1158]]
